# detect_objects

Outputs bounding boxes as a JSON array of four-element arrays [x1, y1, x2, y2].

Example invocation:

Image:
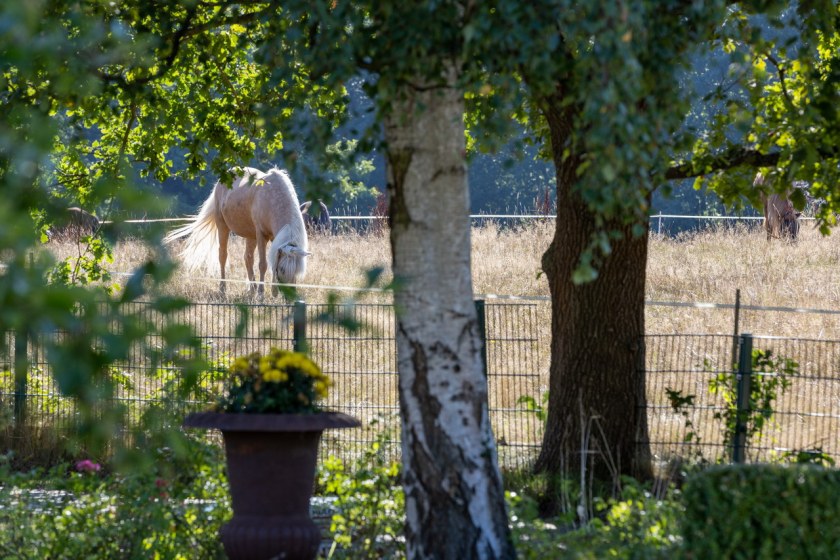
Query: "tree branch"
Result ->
[[664, 148, 781, 180], [117, 99, 138, 165], [96, 4, 199, 90], [177, 5, 275, 40], [766, 54, 794, 106]]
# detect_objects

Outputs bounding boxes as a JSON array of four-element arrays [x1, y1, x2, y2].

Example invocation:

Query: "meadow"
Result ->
[[41, 219, 840, 465], [47, 218, 840, 338]]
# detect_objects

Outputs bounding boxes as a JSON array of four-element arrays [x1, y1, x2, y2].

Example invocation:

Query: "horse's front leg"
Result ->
[[256, 233, 268, 295], [218, 224, 231, 295], [244, 238, 257, 294]]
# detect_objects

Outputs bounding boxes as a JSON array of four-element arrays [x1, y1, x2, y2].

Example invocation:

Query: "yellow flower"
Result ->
[[232, 357, 249, 371], [263, 369, 283, 383]]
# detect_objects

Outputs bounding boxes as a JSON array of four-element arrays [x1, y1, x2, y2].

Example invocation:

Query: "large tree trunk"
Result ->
[[384, 72, 515, 560], [535, 103, 653, 514]]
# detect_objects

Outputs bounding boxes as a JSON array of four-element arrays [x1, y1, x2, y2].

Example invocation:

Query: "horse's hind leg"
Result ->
[[244, 238, 257, 294], [218, 222, 232, 295]]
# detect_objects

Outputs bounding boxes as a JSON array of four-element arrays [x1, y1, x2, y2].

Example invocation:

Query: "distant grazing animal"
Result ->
[[300, 200, 332, 235], [163, 167, 311, 294], [755, 173, 802, 240], [47, 207, 100, 242], [797, 180, 829, 217]]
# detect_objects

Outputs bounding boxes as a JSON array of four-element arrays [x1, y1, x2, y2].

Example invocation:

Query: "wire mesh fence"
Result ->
[[642, 333, 840, 467], [0, 300, 543, 469], [747, 335, 840, 463], [642, 334, 735, 464], [6, 297, 840, 471]]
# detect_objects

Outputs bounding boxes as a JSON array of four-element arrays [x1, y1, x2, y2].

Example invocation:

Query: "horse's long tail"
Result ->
[[163, 190, 218, 272]]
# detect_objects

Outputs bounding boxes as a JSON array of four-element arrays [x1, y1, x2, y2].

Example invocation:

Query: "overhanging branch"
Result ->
[[96, 5, 198, 90], [664, 149, 781, 181]]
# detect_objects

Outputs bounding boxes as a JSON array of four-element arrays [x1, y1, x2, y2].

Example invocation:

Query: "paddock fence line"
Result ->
[[4, 296, 840, 469], [101, 211, 816, 235], [642, 332, 840, 466], [0, 300, 543, 470]]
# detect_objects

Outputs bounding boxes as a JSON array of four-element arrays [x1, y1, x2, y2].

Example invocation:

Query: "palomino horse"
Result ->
[[164, 167, 311, 293]]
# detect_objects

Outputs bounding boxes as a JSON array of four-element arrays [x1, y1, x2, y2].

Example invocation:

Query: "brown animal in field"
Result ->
[[300, 200, 332, 235], [755, 173, 802, 240], [47, 207, 100, 242]]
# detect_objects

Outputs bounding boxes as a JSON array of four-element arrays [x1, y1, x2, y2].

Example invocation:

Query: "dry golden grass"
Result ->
[[44, 220, 840, 374], [42, 219, 840, 463], [647, 221, 840, 338], [76, 219, 835, 336]]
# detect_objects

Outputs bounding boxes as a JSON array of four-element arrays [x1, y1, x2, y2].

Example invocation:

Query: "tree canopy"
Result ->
[[4, 0, 840, 554]]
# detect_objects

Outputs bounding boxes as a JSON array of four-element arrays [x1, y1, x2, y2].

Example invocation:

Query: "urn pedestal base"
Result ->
[[183, 412, 360, 560], [221, 515, 321, 560]]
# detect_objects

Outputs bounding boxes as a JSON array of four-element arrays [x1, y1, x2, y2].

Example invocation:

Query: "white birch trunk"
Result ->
[[384, 70, 515, 560]]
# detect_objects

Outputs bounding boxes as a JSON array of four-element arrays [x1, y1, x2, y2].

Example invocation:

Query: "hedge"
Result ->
[[682, 464, 840, 559]]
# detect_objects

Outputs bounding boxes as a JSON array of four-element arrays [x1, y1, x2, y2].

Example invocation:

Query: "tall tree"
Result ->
[[266, 3, 518, 557], [475, 0, 840, 513]]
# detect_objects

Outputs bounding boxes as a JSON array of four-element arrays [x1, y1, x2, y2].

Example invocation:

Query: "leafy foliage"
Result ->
[[666, 348, 795, 463], [319, 424, 405, 559], [509, 477, 684, 559], [517, 391, 549, 436], [0, 437, 230, 559], [683, 464, 840, 559], [709, 348, 795, 447]]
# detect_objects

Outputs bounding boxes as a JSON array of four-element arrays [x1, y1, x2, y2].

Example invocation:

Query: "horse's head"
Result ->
[[274, 242, 312, 284]]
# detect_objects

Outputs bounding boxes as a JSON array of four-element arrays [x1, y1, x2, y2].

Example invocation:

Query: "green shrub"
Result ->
[[510, 476, 684, 559], [0, 436, 230, 559], [318, 426, 405, 560], [682, 464, 840, 559]]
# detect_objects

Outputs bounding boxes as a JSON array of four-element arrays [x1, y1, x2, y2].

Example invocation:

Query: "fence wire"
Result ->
[[0, 301, 542, 469], [642, 333, 840, 467], [6, 301, 840, 471], [747, 336, 840, 463], [641, 335, 735, 465]]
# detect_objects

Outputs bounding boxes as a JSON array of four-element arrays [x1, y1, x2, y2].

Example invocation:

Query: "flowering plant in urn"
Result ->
[[183, 347, 358, 560], [216, 348, 331, 414]]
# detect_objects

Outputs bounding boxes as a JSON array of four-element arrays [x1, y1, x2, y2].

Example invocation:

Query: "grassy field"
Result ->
[[48, 219, 838, 329], [41, 220, 840, 464]]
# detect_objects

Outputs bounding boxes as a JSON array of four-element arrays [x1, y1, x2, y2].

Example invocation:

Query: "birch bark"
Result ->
[[384, 72, 515, 560]]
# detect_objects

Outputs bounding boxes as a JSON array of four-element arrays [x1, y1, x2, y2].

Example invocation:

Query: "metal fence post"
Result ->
[[731, 289, 741, 368], [474, 299, 487, 378], [293, 300, 308, 354], [14, 328, 28, 425], [732, 333, 753, 464]]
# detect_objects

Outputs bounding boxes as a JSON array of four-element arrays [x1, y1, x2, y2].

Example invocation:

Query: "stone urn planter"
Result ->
[[183, 411, 360, 560]]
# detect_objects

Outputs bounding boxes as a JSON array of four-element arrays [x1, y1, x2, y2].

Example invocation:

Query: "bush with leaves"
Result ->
[[319, 424, 405, 559], [509, 477, 684, 559], [666, 347, 796, 464], [0, 434, 230, 560]]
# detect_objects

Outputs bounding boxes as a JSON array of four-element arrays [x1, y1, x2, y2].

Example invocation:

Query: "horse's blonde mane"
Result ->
[[266, 168, 309, 283]]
